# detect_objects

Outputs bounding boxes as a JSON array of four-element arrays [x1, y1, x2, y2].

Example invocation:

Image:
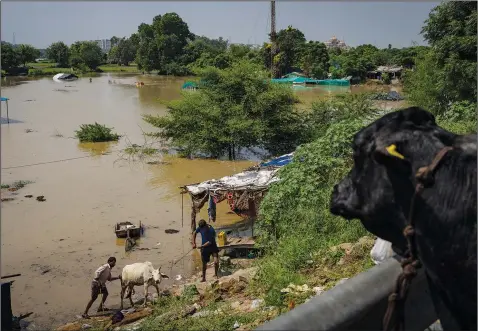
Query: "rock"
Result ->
[[233, 321, 240, 329], [231, 281, 246, 294], [192, 310, 211, 318], [56, 322, 82, 331], [81, 324, 92, 330], [193, 303, 201, 310], [231, 301, 241, 310], [312, 286, 324, 296], [219, 278, 236, 292], [238, 275, 249, 284], [338, 243, 353, 254], [250, 299, 264, 310], [220, 256, 231, 265]]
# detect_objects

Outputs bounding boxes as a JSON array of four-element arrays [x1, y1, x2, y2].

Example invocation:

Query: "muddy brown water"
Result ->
[[0, 74, 390, 329]]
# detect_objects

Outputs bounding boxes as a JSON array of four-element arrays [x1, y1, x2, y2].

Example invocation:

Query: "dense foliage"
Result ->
[[404, 1, 477, 114], [255, 94, 377, 304], [143, 61, 307, 159], [46, 42, 70, 68]]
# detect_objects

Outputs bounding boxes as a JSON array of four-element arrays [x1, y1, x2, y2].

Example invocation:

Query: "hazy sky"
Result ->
[[1, 1, 439, 49]]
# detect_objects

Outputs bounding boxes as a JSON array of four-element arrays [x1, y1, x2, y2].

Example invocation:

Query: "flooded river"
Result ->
[[0, 74, 384, 328]]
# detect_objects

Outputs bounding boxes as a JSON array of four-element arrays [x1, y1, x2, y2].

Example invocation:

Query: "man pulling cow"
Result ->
[[192, 219, 220, 282], [82, 257, 121, 319]]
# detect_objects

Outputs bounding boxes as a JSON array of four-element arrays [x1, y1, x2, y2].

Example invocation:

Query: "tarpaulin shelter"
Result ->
[[180, 153, 294, 232]]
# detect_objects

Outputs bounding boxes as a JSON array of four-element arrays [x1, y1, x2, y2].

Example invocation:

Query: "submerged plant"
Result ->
[[75, 123, 121, 143]]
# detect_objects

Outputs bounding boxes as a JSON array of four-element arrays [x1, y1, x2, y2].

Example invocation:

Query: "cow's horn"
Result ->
[[385, 144, 405, 160]]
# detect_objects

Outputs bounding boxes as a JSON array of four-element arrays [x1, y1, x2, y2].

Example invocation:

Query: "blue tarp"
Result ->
[[182, 82, 198, 89], [260, 153, 294, 168], [1, 97, 8, 102], [271, 77, 350, 86]]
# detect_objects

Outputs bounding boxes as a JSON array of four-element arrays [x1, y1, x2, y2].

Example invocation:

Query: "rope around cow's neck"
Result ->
[[382, 147, 453, 331]]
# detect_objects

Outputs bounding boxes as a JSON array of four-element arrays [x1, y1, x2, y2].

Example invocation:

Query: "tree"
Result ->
[[114, 38, 136, 65], [69, 41, 103, 70], [17, 44, 40, 67], [299, 41, 329, 78], [46, 41, 70, 67], [405, 1, 477, 114], [143, 61, 307, 159], [135, 13, 193, 74], [274, 26, 306, 76], [1, 42, 20, 70], [110, 36, 120, 48]]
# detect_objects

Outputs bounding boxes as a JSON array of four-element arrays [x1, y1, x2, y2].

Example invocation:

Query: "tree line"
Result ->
[[2, 11, 432, 80], [144, 1, 476, 161]]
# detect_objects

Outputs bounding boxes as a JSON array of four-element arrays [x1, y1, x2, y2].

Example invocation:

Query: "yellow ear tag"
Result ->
[[386, 144, 405, 159]]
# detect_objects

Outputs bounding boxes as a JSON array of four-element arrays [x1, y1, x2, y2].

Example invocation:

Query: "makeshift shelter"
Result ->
[[1, 97, 9, 124], [180, 153, 294, 232]]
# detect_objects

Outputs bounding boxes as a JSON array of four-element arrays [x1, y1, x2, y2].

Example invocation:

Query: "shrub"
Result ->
[[382, 72, 391, 85], [75, 123, 121, 142], [254, 96, 383, 303]]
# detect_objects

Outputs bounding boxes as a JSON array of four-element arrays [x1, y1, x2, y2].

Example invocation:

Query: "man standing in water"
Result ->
[[192, 219, 219, 282], [82, 257, 121, 318]]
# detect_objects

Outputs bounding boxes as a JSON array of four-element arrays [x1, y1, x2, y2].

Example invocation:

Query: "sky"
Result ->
[[1, 1, 440, 49]]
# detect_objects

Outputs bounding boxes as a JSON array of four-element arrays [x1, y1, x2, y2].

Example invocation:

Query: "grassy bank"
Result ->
[[24, 62, 143, 76]]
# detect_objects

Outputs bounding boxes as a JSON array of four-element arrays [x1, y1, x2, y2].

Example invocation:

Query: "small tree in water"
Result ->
[[144, 61, 307, 160]]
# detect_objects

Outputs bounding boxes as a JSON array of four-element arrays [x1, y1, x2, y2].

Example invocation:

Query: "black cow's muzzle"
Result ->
[[330, 180, 361, 220]]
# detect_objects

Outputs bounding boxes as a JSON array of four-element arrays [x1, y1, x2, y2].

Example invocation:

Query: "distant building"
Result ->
[[228, 43, 261, 50], [324, 36, 349, 51], [91, 39, 111, 53]]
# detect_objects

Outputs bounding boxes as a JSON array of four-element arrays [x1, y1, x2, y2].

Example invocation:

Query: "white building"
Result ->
[[92, 39, 112, 53], [324, 36, 349, 51]]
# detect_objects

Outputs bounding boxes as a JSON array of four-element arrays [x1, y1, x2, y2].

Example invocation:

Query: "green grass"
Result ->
[[98, 64, 142, 73], [25, 62, 142, 76]]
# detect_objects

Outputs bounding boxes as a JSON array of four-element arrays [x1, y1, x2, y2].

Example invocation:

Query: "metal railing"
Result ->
[[256, 257, 438, 331]]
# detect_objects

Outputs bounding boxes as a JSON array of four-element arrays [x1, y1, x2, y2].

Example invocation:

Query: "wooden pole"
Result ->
[[1, 273, 21, 279]]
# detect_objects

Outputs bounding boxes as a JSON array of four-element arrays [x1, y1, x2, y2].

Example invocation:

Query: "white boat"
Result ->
[[53, 73, 79, 82]]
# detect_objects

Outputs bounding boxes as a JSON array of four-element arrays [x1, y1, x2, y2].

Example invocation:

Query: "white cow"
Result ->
[[120, 261, 169, 309]]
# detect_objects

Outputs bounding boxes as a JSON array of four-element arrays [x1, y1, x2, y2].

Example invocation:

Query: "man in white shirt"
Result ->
[[82, 257, 121, 318]]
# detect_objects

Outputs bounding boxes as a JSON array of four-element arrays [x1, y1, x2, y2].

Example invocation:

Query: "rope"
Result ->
[[383, 147, 453, 331], [1, 149, 122, 170]]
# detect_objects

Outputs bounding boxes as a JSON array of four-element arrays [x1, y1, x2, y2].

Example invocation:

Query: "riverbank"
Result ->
[[1, 63, 151, 77], [53, 236, 375, 331]]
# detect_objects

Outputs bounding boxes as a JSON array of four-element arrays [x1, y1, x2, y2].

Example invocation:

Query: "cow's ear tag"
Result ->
[[386, 144, 405, 160]]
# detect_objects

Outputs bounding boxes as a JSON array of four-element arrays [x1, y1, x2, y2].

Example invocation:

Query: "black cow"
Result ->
[[330, 107, 477, 330]]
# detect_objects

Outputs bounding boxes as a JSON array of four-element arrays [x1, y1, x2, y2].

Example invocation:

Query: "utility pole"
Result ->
[[270, 1, 279, 78], [12, 32, 16, 46]]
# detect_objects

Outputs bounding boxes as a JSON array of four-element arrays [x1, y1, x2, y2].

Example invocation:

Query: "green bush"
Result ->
[[382, 72, 391, 85], [75, 123, 121, 142], [28, 69, 45, 76]]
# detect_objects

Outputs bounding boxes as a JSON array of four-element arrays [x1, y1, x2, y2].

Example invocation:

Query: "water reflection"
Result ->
[[77, 141, 118, 156]]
